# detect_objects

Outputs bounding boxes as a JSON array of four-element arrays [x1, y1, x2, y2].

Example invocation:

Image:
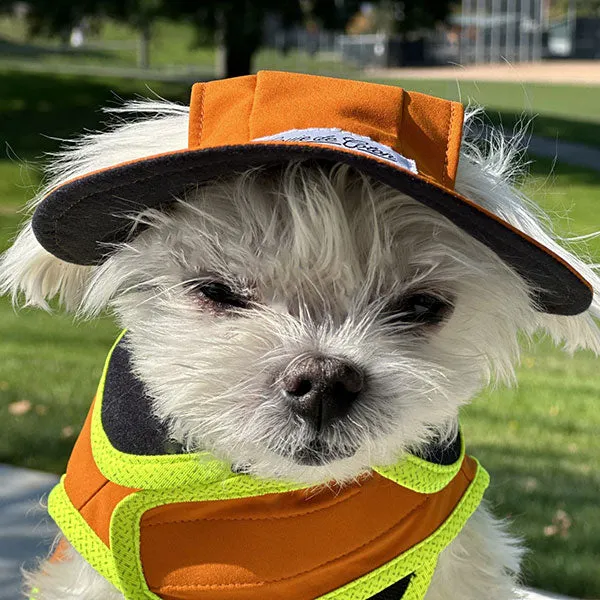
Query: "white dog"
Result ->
[[1, 73, 598, 600]]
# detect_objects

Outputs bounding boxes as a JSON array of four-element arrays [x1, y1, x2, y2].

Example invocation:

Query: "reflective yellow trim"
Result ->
[[47, 478, 118, 585], [90, 331, 238, 490], [106, 462, 488, 600], [103, 460, 489, 600], [91, 332, 466, 495], [110, 475, 313, 598], [374, 435, 466, 493]]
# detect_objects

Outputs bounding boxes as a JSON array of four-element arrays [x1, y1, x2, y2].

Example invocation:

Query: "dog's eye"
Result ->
[[186, 280, 250, 309], [384, 293, 454, 327]]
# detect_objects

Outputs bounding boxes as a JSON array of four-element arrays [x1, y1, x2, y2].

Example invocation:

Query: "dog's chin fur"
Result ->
[[2, 100, 599, 600]]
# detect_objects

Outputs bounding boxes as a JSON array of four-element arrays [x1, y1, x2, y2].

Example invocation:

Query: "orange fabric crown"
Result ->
[[187, 71, 463, 189], [31, 70, 592, 315]]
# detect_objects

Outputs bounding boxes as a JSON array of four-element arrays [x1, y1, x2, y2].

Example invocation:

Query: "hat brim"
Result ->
[[32, 142, 593, 316]]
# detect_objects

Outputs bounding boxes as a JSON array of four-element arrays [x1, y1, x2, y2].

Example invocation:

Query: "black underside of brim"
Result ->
[[32, 144, 593, 316]]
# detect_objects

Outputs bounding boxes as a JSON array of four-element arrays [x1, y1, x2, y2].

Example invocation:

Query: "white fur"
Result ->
[[24, 540, 123, 600], [2, 100, 598, 600], [427, 504, 525, 600]]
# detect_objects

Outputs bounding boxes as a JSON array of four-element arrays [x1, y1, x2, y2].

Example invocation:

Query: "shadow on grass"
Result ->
[[473, 441, 600, 598], [0, 69, 189, 161], [527, 154, 600, 183], [485, 109, 600, 151]]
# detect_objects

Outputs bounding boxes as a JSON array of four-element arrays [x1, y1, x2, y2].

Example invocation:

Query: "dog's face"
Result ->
[[1, 107, 598, 486], [91, 164, 534, 484]]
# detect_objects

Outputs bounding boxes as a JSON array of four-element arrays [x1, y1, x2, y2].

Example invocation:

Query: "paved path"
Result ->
[[523, 590, 578, 600], [0, 465, 58, 600], [0, 465, 580, 600]]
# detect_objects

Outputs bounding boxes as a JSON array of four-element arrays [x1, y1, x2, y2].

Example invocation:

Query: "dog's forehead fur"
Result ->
[[127, 164, 521, 313]]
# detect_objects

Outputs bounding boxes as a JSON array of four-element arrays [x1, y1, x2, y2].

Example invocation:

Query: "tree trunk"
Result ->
[[221, 2, 261, 78], [224, 41, 253, 78], [138, 19, 152, 69]]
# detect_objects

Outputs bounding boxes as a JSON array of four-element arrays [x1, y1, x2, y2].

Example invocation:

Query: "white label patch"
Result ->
[[254, 128, 417, 173]]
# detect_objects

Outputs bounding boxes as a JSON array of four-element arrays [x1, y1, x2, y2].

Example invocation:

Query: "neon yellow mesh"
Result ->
[[104, 460, 489, 599], [91, 332, 467, 495], [47, 479, 117, 585], [373, 436, 465, 494], [90, 331, 236, 490]]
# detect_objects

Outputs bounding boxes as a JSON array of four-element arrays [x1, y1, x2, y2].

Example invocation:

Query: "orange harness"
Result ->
[[48, 334, 489, 599]]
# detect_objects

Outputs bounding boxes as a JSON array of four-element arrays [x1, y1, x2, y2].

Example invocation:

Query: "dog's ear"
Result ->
[[0, 223, 92, 312], [0, 100, 189, 316], [457, 109, 600, 354]]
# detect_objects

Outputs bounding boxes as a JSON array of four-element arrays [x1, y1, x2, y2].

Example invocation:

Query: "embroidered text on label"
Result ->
[[254, 128, 418, 173]]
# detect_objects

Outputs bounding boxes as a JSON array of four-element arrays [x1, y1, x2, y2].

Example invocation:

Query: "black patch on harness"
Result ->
[[368, 573, 413, 599], [101, 335, 184, 456], [413, 431, 462, 466]]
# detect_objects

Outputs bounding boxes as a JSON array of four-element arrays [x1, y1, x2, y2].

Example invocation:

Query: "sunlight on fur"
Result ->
[[1, 100, 598, 600]]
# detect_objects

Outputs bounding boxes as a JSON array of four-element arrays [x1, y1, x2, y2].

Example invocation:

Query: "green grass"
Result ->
[[1, 69, 599, 597], [380, 79, 600, 150], [462, 335, 600, 598], [0, 16, 214, 70], [0, 70, 190, 472], [461, 159, 600, 598]]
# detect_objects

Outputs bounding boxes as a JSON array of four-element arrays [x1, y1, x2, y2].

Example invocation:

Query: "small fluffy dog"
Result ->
[[1, 72, 599, 600]]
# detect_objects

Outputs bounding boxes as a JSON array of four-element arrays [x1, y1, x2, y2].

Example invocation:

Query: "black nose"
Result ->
[[281, 355, 364, 431]]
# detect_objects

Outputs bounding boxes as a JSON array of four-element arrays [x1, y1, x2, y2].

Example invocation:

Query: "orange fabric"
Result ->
[[63, 398, 138, 547], [188, 75, 257, 149], [48, 537, 70, 563], [139, 459, 476, 600], [400, 91, 463, 188], [189, 71, 463, 187], [63, 401, 106, 509]]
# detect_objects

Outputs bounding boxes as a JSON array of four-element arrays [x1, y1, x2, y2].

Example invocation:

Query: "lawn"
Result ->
[[383, 78, 600, 150], [0, 69, 599, 597]]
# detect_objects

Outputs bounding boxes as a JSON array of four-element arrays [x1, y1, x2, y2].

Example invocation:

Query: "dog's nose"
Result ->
[[281, 355, 364, 431]]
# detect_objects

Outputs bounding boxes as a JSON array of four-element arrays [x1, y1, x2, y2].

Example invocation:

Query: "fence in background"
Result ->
[[262, 0, 600, 72]]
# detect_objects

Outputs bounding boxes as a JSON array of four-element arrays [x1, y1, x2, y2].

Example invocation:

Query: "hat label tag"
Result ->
[[254, 128, 417, 173]]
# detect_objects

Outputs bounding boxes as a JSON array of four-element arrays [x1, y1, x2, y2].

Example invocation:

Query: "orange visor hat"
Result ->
[[31, 70, 592, 315]]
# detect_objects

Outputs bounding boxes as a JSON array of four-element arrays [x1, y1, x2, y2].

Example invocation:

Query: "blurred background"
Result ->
[[0, 1, 598, 598]]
